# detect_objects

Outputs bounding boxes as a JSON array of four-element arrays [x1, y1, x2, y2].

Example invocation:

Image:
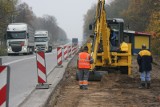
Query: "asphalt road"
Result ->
[[1, 49, 59, 107]]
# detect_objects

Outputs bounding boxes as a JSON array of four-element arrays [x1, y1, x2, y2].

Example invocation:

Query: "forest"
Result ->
[[83, 0, 160, 54]]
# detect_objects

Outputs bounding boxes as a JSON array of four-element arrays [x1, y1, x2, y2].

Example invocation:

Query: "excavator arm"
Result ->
[[90, 0, 111, 70]]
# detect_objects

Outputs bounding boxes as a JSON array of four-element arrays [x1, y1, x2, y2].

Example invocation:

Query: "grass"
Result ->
[[0, 46, 7, 56]]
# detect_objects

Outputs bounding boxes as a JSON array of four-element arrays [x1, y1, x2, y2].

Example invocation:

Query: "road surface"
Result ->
[[1, 49, 58, 107]]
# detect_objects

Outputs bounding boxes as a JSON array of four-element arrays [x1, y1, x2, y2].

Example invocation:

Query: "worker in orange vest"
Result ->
[[77, 46, 93, 90]]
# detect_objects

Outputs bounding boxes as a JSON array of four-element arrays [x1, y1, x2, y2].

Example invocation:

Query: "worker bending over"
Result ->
[[77, 46, 93, 90]]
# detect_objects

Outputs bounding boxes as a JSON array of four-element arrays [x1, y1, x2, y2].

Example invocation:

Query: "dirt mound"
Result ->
[[100, 74, 139, 89], [99, 74, 160, 107]]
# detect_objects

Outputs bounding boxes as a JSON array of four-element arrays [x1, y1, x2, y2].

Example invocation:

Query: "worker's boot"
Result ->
[[146, 81, 151, 89], [139, 81, 145, 89], [82, 85, 88, 90], [79, 85, 83, 89]]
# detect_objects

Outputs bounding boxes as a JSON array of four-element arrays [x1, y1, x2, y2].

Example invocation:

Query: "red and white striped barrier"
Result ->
[[72, 45, 75, 55], [75, 45, 79, 53], [57, 47, 63, 67], [68, 45, 71, 58], [72, 45, 78, 55], [36, 51, 47, 84], [0, 66, 9, 107], [64, 46, 68, 60]]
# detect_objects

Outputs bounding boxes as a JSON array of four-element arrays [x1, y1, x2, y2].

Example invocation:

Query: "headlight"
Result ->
[[7, 47, 11, 51], [23, 47, 27, 51]]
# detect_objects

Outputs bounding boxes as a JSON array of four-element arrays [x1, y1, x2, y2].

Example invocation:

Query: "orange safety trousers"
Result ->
[[78, 69, 89, 86], [79, 80, 88, 86]]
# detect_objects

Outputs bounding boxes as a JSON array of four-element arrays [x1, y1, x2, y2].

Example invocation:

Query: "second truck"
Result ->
[[34, 30, 53, 52]]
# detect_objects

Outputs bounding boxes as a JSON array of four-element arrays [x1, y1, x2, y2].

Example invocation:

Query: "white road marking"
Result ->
[[3, 56, 36, 65], [2, 51, 56, 65]]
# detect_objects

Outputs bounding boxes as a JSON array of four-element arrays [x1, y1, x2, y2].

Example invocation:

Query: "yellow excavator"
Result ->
[[82, 0, 132, 81]]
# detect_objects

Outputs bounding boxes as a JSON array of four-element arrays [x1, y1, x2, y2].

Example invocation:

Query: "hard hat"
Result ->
[[84, 46, 88, 51]]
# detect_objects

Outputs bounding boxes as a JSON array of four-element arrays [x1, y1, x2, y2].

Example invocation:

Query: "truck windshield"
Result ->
[[7, 31, 26, 39], [35, 37, 48, 42], [72, 38, 78, 45]]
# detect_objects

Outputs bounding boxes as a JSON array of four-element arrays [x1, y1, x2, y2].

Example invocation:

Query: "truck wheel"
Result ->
[[8, 53, 11, 56], [30, 47, 34, 54], [49, 46, 52, 52]]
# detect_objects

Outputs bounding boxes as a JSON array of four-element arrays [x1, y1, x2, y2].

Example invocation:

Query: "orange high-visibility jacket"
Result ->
[[78, 52, 91, 69]]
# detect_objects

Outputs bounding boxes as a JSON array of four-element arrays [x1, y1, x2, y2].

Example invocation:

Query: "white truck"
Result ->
[[6, 23, 35, 55], [34, 30, 52, 52]]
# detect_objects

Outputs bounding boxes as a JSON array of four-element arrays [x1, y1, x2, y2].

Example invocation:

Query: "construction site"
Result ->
[[45, 0, 160, 106], [0, 0, 159, 107], [46, 54, 160, 107]]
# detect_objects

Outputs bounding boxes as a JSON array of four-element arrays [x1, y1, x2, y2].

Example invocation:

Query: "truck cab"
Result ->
[[34, 30, 52, 52], [72, 38, 78, 47], [6, 23, 34, 55]]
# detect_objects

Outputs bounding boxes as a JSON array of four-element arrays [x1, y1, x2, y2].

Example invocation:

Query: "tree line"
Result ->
[[0, 0, 68, 54], [83, 0, 160, 54]]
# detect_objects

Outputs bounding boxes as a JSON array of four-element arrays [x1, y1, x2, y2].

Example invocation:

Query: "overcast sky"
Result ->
[[20, 0, 111, 41]]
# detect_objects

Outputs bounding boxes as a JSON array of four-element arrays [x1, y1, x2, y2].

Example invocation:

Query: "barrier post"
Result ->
[[0, 58, 2, 65], [72, 45, 75, 56], [36, 51, 49, 89], [0, 66, 10, 107], [75, 44, 79, 53], [64, 46, 68, 61], [72, 45, 78, 55], [56, 47, 63, 68], [68, 45, 71, 58]]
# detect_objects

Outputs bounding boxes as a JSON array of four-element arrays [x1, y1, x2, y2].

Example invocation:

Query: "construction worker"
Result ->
[[77, 46, 93, 90], [137, 44, 153, 89]]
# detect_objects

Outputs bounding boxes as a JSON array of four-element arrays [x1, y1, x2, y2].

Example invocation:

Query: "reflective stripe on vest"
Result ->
[[83, 80, 88, 85], [79, 81, 83, 85], [78, 52, 91, 69]]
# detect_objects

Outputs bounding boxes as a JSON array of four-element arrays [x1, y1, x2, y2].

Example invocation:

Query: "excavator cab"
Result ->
[[107, 18, 124, 52]]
